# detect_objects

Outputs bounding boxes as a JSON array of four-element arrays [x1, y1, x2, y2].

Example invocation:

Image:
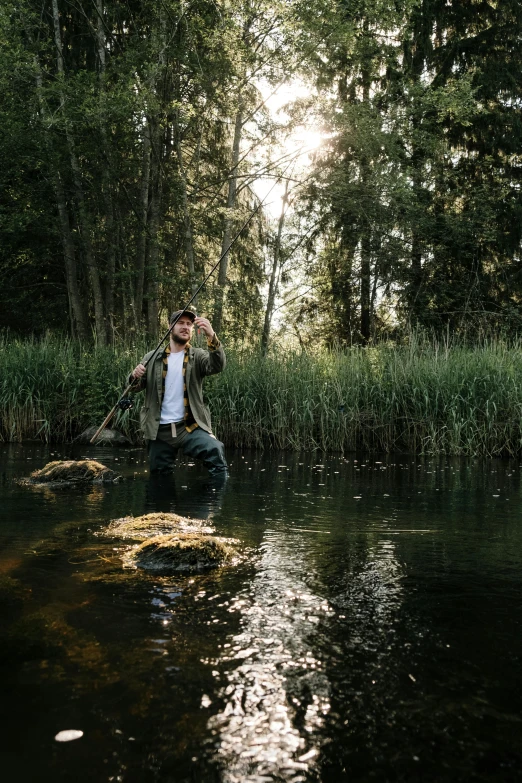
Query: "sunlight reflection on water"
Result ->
[[208, 535, 332, 782], [206, 530, 407, 781]]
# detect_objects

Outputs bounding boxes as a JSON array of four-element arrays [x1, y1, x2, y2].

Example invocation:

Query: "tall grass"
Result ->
[[0, 333, 145, 443], [209, 335, 522, 456], [2, 332, 522, 455]]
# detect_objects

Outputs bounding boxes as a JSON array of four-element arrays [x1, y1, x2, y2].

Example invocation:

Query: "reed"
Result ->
[[209, 335, 522, 456], [0, 333, 144, 443], [2, 331, 522, 455]]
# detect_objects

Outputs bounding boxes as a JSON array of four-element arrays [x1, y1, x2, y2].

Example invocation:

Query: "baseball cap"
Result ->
[[169, 309, 197, 324]]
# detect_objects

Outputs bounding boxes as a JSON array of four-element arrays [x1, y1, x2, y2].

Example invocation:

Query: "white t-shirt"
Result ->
[[160, 351, 186, 423]]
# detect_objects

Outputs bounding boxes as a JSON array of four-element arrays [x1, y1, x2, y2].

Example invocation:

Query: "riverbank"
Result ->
[[2, 333, 522, 455]]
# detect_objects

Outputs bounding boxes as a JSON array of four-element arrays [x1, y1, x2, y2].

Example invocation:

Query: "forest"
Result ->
[[3, 7, 522, 780], [1, 0, 522, 453], [1, 0, 521, 349]]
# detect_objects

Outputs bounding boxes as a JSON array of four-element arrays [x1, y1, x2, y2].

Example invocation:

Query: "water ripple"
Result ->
[[208, 538, 331, 782]]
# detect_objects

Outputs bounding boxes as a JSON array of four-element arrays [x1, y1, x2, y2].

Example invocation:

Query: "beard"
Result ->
[[172, 331, 190, 345]]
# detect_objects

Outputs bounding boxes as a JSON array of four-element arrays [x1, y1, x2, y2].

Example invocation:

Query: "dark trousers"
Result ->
[[148, 423, 228, 476]]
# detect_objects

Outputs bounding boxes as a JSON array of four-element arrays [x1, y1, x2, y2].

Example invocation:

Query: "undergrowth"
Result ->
[[2, 332, 522, 456]]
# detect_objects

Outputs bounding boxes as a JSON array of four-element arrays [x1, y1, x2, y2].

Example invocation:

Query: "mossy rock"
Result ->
[[19, 459, 121, 488], [103, 512, 213, 542], [76, 426, 131, 445], [127, 533, 237, 573]]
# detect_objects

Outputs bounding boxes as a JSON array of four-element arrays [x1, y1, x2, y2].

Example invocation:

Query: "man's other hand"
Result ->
[[132, 363, 146, 379]]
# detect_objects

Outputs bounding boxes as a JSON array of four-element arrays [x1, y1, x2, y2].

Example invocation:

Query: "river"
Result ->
[[1, 443, 521, 782]]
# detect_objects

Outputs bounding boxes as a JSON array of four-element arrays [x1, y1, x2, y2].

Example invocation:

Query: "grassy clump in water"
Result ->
[[3, 330, 522, 455], [21, 459, 119, 486], [103, 512, 213, 541], [1, 609, 111, 680], [128, 533, 237, 573]]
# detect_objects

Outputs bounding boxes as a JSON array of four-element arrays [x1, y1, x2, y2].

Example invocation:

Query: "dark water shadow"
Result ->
[[144, 473, 228, 521]]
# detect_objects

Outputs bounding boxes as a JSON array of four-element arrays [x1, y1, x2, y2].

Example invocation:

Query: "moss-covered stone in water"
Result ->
[[19, 459, 120, 487], [103, 512, 213, 541], [75, 426, 130, 445], [128, 533, 237, 573]]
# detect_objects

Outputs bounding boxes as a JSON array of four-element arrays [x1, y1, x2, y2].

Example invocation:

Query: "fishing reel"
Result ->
[[116, 396, 134, 411]]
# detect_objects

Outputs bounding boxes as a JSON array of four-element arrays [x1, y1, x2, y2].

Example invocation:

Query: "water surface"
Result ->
[[1, 444, 521, 782]]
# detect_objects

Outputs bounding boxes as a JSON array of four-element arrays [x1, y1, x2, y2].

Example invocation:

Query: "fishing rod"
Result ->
[[89, 193, 272, 445]]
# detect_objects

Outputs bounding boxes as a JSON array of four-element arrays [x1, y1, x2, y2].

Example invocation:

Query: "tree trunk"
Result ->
[[370, 236, 381, 322], [96, 0, 116, 342], [147, 115, 162, 334], [360, 232, 371, 343], [334, 235, 357, 344], [54, 174, 89, 340], [31, 48, 88, 340], [410, 163, 424, 318], [261, 179, 289, 354], [359, 22, 371, 344], [117, 205, 140, 334], [174, 107, 197, 293], [67, 128, 107, 343], [51, 0, 107, 343], [213, 106, 243, 335], [135, 122, 151, 320], [408, 0, 430, 319], [146, 11, 167, 335]]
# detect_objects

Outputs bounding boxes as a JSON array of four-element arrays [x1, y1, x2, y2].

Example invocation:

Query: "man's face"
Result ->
[[171, 315, 194, 345]]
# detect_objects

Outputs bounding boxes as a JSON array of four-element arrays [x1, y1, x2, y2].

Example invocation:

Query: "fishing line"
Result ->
[[89, 176, 283, 444]]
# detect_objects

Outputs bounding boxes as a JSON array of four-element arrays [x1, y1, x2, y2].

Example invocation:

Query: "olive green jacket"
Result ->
[[131, 338, 225, 441]]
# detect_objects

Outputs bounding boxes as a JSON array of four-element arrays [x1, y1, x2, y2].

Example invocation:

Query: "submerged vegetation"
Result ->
[[2, 333, 522, 457]]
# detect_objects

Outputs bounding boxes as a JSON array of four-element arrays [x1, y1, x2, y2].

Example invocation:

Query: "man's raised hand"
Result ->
[[194, 317, 215, 339]]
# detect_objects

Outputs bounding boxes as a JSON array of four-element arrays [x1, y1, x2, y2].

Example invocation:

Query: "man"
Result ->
[[130, 309, 228, 477]]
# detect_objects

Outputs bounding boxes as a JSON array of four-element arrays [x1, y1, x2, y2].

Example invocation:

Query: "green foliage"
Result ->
[[0, 0, 281, 342], [0, 333, 146, 442], [3, 333, 522, 457], [210, 337, 522, 456], [1, 0, 521, 349], [290, 0, 522, 343]]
